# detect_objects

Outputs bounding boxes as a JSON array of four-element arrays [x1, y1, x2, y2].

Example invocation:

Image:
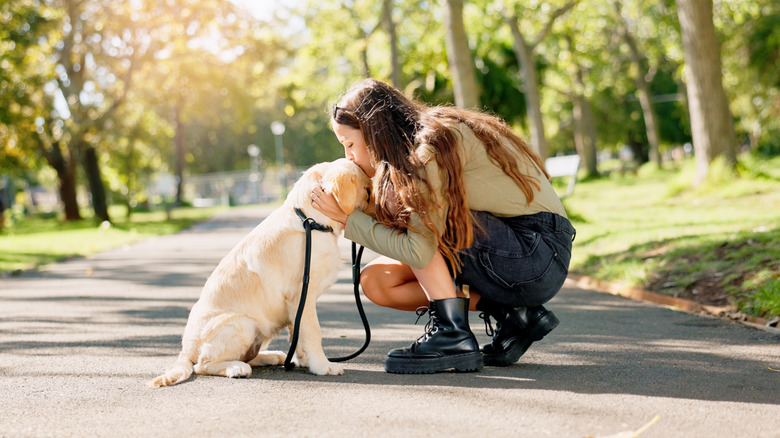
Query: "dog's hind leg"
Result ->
[[245, 333, 286, 367], [195, 360, 252, 378], [248, 351, 286, 367], [193, 313, 258, 379]]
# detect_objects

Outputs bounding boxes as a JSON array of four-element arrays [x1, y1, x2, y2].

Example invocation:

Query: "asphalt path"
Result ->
[[1, 206, 778, 438]]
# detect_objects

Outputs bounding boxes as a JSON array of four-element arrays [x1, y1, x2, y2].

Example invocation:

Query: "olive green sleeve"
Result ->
[[343, 210, 437, 270]]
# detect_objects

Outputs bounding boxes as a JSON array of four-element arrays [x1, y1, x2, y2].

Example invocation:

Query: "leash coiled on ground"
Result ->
[[284, 209, 370, 371]]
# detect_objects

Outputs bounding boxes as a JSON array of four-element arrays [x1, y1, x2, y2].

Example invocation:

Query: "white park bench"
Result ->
[[545, 154, 581, 199]]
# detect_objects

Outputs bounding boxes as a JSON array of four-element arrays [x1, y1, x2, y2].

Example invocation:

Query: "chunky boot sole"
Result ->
[[385, 352, 484, 374], [483, 311, 560, 367]]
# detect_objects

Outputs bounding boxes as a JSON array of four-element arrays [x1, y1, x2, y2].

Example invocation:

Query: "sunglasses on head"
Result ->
[[332, 104, 352, 119]]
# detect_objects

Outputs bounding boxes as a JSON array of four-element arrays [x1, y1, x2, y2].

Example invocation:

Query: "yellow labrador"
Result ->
[[149, 159, 371, 387]]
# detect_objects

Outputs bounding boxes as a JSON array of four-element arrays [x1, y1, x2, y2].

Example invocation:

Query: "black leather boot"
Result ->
[[478, 299, 559, 367], [385, 297, 483, 374]]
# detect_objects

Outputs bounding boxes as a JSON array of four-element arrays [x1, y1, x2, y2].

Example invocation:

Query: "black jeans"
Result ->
[[455, 211, 576, 308]]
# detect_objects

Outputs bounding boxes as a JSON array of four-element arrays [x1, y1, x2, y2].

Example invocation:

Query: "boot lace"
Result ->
[[414, 306, 439, 343], [478, 312, 495, 337]]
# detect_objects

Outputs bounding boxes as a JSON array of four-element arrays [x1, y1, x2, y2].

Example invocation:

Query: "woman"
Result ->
[[310, 79, 575, 374]]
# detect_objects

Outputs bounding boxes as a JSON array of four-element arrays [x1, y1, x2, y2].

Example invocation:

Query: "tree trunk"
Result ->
[[627, 129, 648, 165], [82, 145, 110, 223], [580, 95, 599, 177], [507, 18, 547, 158], [175, 104, 186, 206], [572, 95, 586, 167], [343, 3, 372, 78], [384, 0, 402, 88], [442, 0, 480, 109], [635, 78, 662, 166], [47, 141, 82, 221], [124, 138, 136, 219], [614, 0, 662, 167], [676, 0, 737, 185], [359, 45, 371, 78], [572, 94, 598, 178]]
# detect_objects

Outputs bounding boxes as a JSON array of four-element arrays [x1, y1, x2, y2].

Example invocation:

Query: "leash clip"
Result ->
[[294, 207, 333, 233]]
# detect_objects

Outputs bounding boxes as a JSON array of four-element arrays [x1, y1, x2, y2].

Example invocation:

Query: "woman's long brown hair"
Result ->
[[333, 79, 548, 273]]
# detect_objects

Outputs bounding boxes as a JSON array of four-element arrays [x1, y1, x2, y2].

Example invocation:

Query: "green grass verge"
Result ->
[[0, 206, 222, 273], [564, 155, 780, 320]]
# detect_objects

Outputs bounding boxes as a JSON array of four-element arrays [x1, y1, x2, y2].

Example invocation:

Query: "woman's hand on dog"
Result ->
[[310, 186, 348, 225]]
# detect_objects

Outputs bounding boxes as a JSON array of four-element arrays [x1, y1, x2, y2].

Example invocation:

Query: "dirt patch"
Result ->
[[648, 273, 735, 309]]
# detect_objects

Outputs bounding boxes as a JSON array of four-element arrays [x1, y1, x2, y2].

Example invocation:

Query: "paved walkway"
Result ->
[[1, 206, 778, 437]]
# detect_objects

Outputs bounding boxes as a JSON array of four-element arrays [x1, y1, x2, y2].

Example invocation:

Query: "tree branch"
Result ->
[[530, 0, 580, 49]]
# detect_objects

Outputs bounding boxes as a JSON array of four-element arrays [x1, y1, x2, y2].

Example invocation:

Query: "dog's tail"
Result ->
[[147, 353, 194, 388]]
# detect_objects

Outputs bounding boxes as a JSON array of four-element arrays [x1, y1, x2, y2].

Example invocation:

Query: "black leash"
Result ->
[[284, 208, 370, 371]]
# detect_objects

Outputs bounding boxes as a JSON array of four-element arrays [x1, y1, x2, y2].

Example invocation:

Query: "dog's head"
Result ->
[[320, 158, 372, 215], [287, 159, 373, 227]]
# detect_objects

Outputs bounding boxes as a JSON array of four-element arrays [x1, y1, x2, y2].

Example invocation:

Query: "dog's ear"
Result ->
[[330, 171, 358, 215]]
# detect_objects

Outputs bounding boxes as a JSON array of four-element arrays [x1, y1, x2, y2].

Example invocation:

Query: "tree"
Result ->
[[717, 0, 780, 154], [383, 0, 403, 87], [612, 0, 663, 167], [41, 0, 275, 214], [442, 0, 480, 109], [100, 102, 173, 217], [0, 1, 80, 218], [501, 0, 578, 158], [566, 36, 599, 178], [47, 0, 156, 222], [676, 0, 737, 184]]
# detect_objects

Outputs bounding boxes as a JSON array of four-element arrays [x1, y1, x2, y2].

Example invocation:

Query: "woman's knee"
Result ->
[[359, 261, 421, 309], [359, 264, 392, 305]]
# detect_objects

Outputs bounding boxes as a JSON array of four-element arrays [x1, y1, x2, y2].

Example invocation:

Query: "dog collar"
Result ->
[[294, 207, 333, 233]]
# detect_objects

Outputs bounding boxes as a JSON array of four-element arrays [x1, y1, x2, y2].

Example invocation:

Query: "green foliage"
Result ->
[[738, 154, 780, 180], [664, 159, 697, 196], [567, 154, 780, 318], [746, 5, 780, 88], [740, 279, 780, 319], [699, 156, 738, 188], [476, 46, 528, 126], [635, 161, 662, 178], [719, 0, 780, 157], [650, 68, 691, 146], [662, 155, 772, 197], [0, 0, 60, 175]]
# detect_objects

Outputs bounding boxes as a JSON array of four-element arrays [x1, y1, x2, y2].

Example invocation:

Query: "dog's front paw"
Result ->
[[308, 361, 344, 376], [292, 351, 308, 367]]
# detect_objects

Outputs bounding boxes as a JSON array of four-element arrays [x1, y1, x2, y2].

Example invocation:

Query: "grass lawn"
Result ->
[[563, 155, 780, 320], [0, 205, 222, 273]]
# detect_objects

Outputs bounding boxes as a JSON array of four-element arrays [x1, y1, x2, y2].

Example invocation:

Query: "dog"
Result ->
[[148, 159, 372, 388]]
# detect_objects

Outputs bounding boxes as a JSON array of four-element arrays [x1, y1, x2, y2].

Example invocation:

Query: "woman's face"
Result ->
[[333, 123, 375, 178]]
